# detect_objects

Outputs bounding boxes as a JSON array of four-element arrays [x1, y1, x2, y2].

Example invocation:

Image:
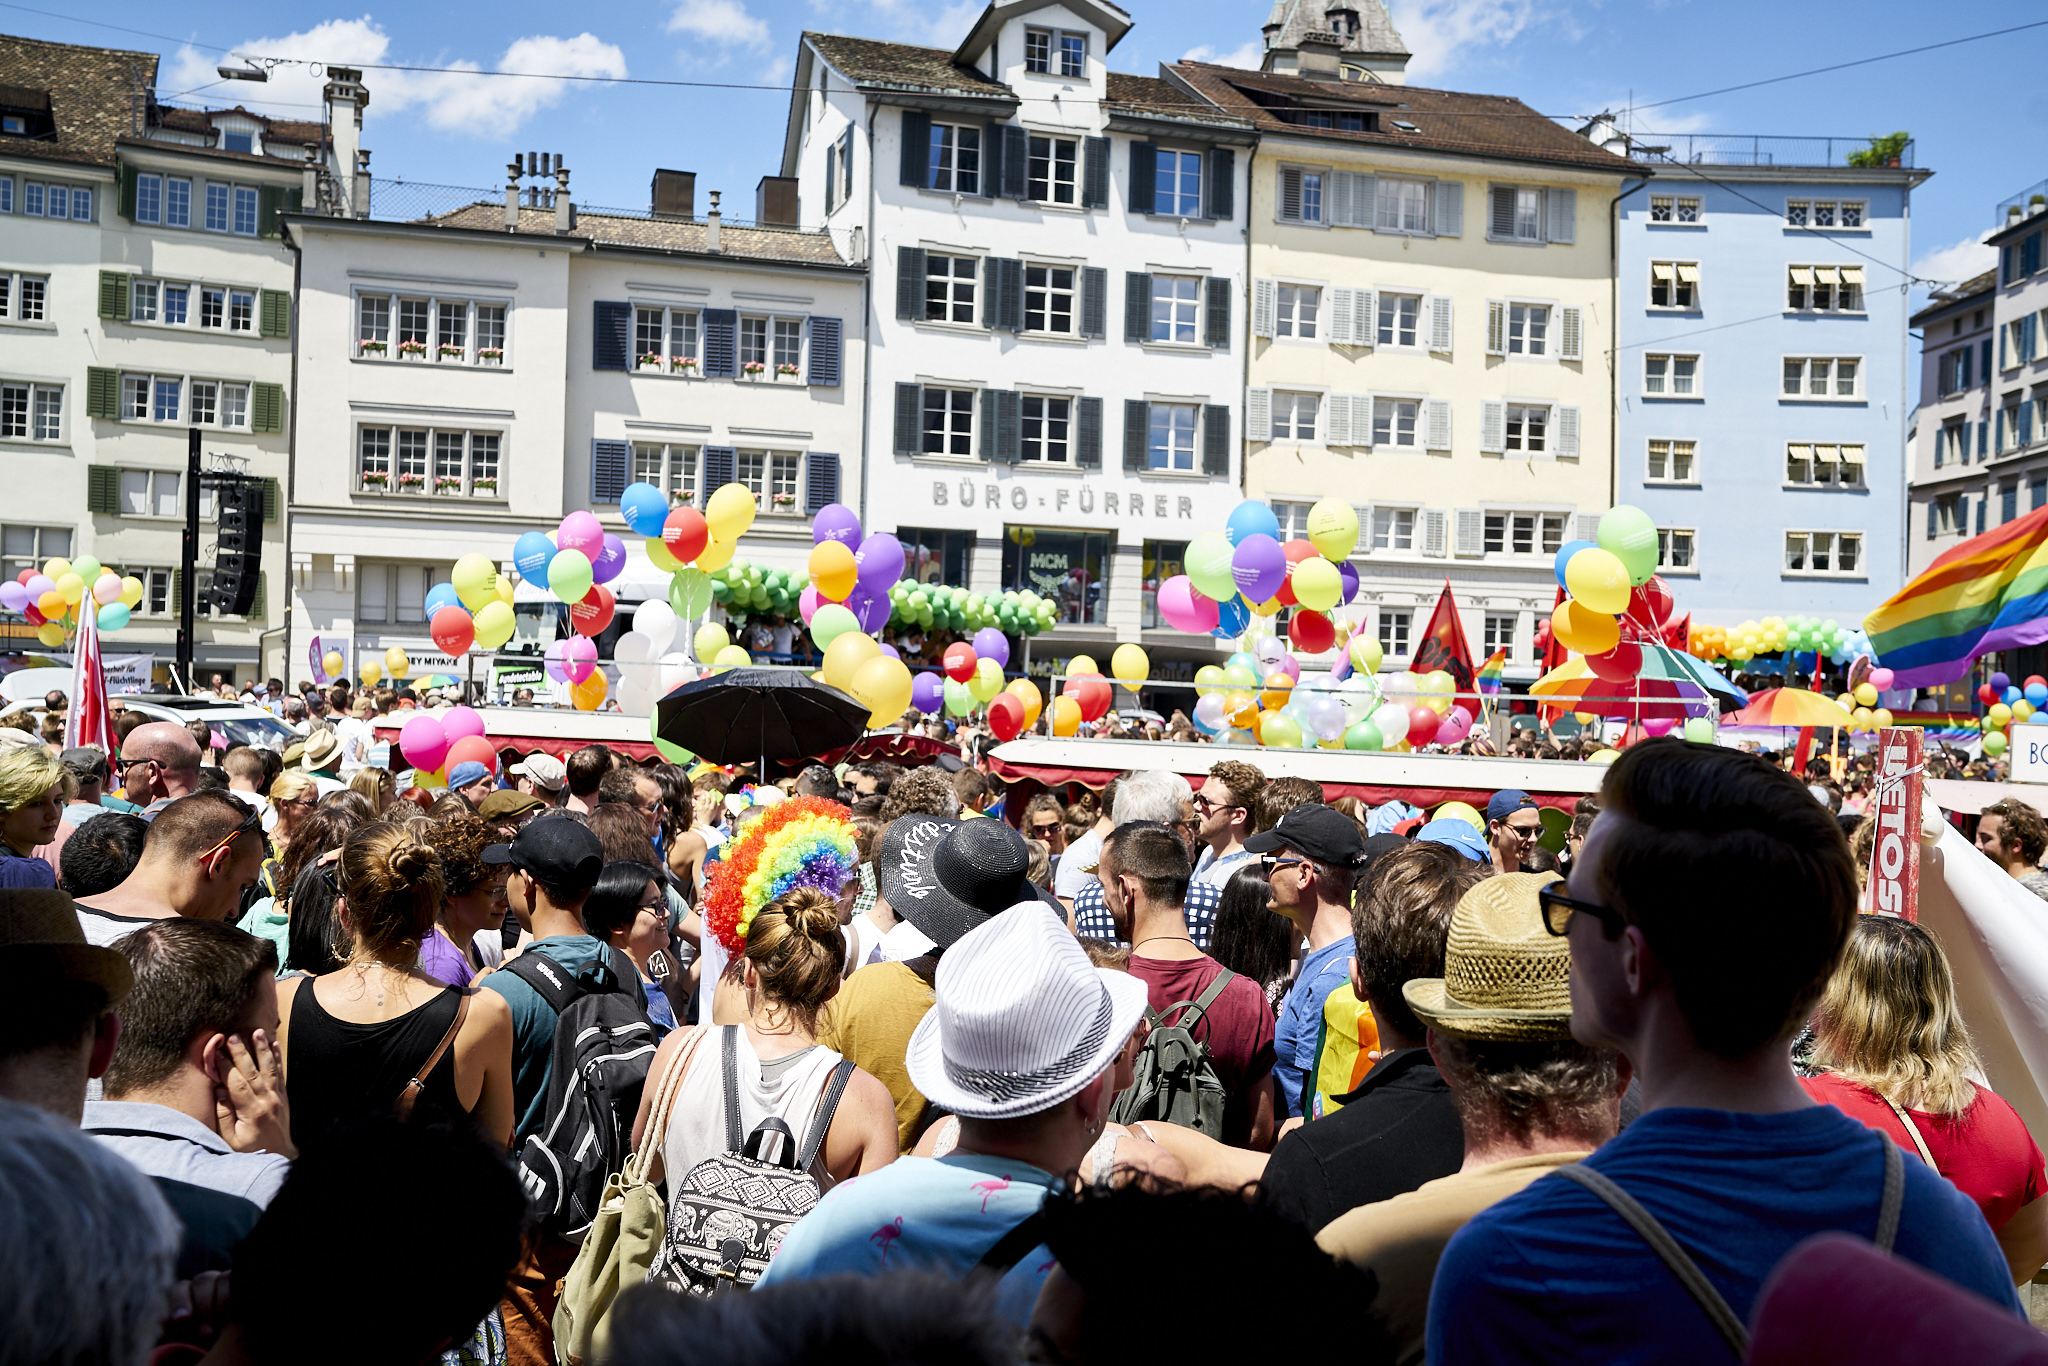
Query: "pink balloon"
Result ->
[[398, 714, 449, 772], [562, 636, 598, 685], [441, 705, 486, 744], [1155, 575, 1219, 634], [799, 585, 821, 625], [1276, 655, 1301, 683], [1434, 710, 1472, 746], [1640, 717, 1678, 737], [557, 510, 605, 558], [1868, 667, 1895, 691]]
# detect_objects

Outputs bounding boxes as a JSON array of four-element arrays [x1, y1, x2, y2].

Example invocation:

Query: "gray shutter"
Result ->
[[702, 446, 737, 490], [1454, 509, 1485, 557], [1556, 406, 1580, 459], [996, 390, 1021, 463], [1123, 399, 1148, 471], [1083, 136, 1110, 209], [1329, 172, 1358, 228], [1246, 387, 1270, 440], [1202, 405, 1230, 475], [1327, 288, 1356, 346], [1927, 500, 1938, 539], [983, 122, 1006, 198], [702, 309, 737, 377], [1205, 146, 1234, 220], [1480, 401, 1505, 453], [893, 383, 922, 455], [1327, 394, 1351, 448], [1558, 306, 1582, 362], [591, 439, 630, 503], [1002, 125, 1028, 199], [804, 453, 840, 513], [983, 256, 1001, 329], [1076, 396, 1103, 469], [807, 316, 842, 385], [1575, 513, 1602, 542], [1428, 295, 1454, 352], [1485, 300, 1506, 356], [980, 388, 999, 461], [1434, 181, 1463, 237], [900, 110, 930, 187], [1547, 188, 1577, 244], [896, 246, 926, 321], [86, 465, 120, 513], [1080, 267, 1107, 340], [1252, 279, 1276, 338], [1425, 399, 1452, 451], [593, 301, 631, 370], [1129, 141, 1156, 215], [1490, 186, 1515, 238], [1279, 167, 1302, 222], [1205, 277, 1231, 349], [1124, 272, 1152, 343], [998, 258, 1023, 332], [1421, 510, 1447, 558]]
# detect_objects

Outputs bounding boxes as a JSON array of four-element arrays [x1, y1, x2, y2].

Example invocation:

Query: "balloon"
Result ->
[[1872, 708, 1894, 730], [430, 606, 476, 656], [704, 483, 757, 543], [385, 647, 411, 680], [807, 541, 856, 602], [1193, 692, 1228, 732], [70, 556, 99, 584], [823, 631, 881, 690], [1231, 534, 1286, 603], [22, 573, 52, 601], [1063, 674, 1112, 722], [1306, 497, 1360, 561], [813, 503, 862, 547], [811, 603, 859, 648], [1991, 671, 2012, 693], [969, 657, 1004, 704], [92, 574, 122, 606], [433, 708, 483, 748], [1406, 705, 1441, 746], [695, 534, 736, 574], [399, 714, 448, 771], [1260, 714, 1303, 749], [35, 622, 63, 648], [592, 534, 628, 586], [1587, 640, 1643, 682], [572, 668, 609, 711], [1984, 731, 2010, 756], [1288, 609, 1335, 655], [943, 643, 979, 683], [907, 671, 945, 714], [645, 536, 682, 574], [41, 558, 69, 582], [631, 600, 679, 656], [96, 602, 130, 632], [1627, 576, 1675, 627], [1293, 557, 1342, 612], [548, 549, 594, 604], [1213, 595, 1251, 640], [854, 533, 904, 593], [1435, 709, 1473, 746], [0, 581, 28, 613], [651, 508, 707, 569], [1306, 694, 1348, 741], [451, 553, 498, 610], [570, 583, 617, 638], [1552, 599, 1621, 656], [849, 655, 913, 728], [514, 531, 556, 584], [1349, 635, 1384, 676], [938, 678, 971, 718], [552, 511, 601, 560], [693, 623, 730, 660], [322, 649, 346, 678], [1050, 694, 1082, 736], [2028, 682, 2048, 708], [1155, 576, 1217, 634], [561, 637, 598, 685], [56, 572, 84, 605], [1988, 702, 2012, 727], [1564, 547, 1631, 615], [1854, 682, 1880, 708], [973, 627, 1012, 668], [619, 482, 669, 537], [1225, 500, 1281, 546], [1111, 643, 1149, 692], [37, 590, 65, 617], [988, 692, 1026, 741], [1007, 678, 1043, 729], [1597, 505, 1660, 585], [1185, 533, 1237, 603], [360, 661, 383, 686], [444, 736, 497, 775]]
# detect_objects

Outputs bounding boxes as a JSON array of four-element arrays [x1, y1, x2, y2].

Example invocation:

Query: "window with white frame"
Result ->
[[9, 179, 93, 221], [356, 292, 508, 363], [772, 318, 803, 374], [1021, 395, 1072, 464], [1644, 353, 1700, 396], [633, 442, 698, 504], [1782, 357, 1862, 400], [118, 469, 188, 518], [232, 186, 257, 236], [1931, 492, 1963, 537], [1784, 530, 1862, 575], [737, 450, 802, 510], [356, 563, 444, 626], [1024, 27, 1086, 76], [739, 317, 768, 371], [1938, 422, 1967, 468], [1650, 261, 1698, 308], [1787, 265, 1865, 313], [354, 426, 493, 494], [1491, 185, 1544, 242], [1371, 397, 1419, 448], [0, 525, 71, 582], [1026, 134, 1078, 205], [1151, 275, 1200, 343], [925, 253, 978, 323], [632, 305, 697, 368], [1658, 528, 1696, 571], [1269, 502, 1313, 541], [927, 123, 981, 194], [1024, 265, 1075, 335], [0, 271, 45, 321], [1375, 176, 1431, 234], [186, 380, 250, 430], [1785, 443, 1866, 487], [1277, 166, 1325, 224], [1276, 285, 1320, 339], [1649, 195, 1701, 224], [1646, 438, 1697, 483], [1507, 303, 1548, 355], [1786, 199, 1865, 229], [1483, 613, 1518, 657], [1376, 292, 1420, 347], [1270, 391, 1319, 441], [1505, 405, 1548, 454], [0, 381, 62, 442], [825, 127, 854, 212], [1148, 403, 1196, 471], [923, 386, 975, 455], [1483, 511, 1567, 556], [1371, 507, 1415, 552], [203, 183, 228, 232], [1381, 609, 1412, 657], [1152, 148, 1203, 217]]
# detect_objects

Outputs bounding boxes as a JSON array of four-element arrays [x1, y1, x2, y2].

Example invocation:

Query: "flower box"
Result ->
[[670, 491, 696, 505], [359, 471, 390, 489], [669, 357, 699, 374], [473, 478, 499, 494], [397, 473, 425, 491], [775, 363, 801, 379], [741, 361, 766, 377], [433, 476, 463, 492], [637, 354, 665, 371], [358, 339, 387, 356], [478, 347, 504, 364], [438, 344, 466, 360], [770, 493, 797, 509], [397, 339, 428, 359]]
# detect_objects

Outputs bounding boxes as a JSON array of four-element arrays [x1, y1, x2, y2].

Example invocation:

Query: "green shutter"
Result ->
[[251, 382, 284, 433], [85, 368, 119, 420], [258, 184, 287, 238], [259, 476, 279, 522], [170, 567, 180, 609], [117, 164, 136, 220], [259, 289, 291, 338], [86, 465, 120, 514], [249, 572, 267, 619], [97, 271, 130, 320], [287, 187, 303, 215]]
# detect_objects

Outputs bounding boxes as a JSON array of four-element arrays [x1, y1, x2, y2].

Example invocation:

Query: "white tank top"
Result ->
[[661, 1025, 846, 1186]]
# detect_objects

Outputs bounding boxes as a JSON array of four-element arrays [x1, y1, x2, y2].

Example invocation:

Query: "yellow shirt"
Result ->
[[816, 959, 936, 1153]]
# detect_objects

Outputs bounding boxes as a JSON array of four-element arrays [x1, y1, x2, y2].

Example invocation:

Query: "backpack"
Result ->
[[1107, 967, 1236, 1137], [646, 1025, 855, 1297], [506, 946, 659, 1244]]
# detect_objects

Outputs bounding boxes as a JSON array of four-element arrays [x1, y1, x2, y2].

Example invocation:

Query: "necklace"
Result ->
[[1132, 934, 1193, 952]]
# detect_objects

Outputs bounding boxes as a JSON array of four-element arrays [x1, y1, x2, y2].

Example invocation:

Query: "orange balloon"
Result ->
[[1259, 673, 1295, 711], [1223, 692, 1259, 730], [1050, 694, 1082, 737]]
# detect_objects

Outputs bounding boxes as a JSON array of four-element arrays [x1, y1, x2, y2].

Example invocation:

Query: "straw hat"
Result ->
[[1403, 871, 1574, 1042], [300, 730, 343, 772]]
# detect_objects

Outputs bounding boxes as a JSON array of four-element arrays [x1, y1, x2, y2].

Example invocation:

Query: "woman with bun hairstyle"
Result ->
[[277, 821, 515, 1149]]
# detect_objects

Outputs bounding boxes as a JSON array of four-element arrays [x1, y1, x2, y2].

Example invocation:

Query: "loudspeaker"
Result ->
[[207, 479, 262, 616]]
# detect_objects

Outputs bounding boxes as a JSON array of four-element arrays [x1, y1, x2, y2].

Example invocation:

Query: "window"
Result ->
[[1783, 357, 1862, 400], [163, 285, 187, 326], [898, 527, 973, 588], [477, 305, 506, 358], [228, 290, 254, 333], [1644, 353, 1699, 396], [0, 525, 71, 583], [1482, 512, 1567, 556], [1276, 285, 1319, 339], [0, 272, 45, 321], [739, 317, 767, 369], [1508, 303, 1548, 355], [1270, 391, 1319, 441], [1785, 443, 1866, 487], [204, 183, 229, 233], [1931, 493, 1963, 538], [2009, 314, 2041, 369], [1371, 398, 1419, 449], [0, 382, 62, 441], [1147, 403, 1196, 471], [1376, 292, 1420, 347], [1786, 199, 1866, 229], [1153, 149, 1202, 217], [11, 180, 91, 220], [1650, 261, 1697, 308], [925, 253, 978, 323], [1505, 405, 1548, 454], [184, 380, 246, 430], [1381, 609, 1412, 658], [1269, 502, 1313, 541], [772, 319, 803, 372], [119, 375, 148, 420], [136, 173, 162, 224], [1024, 27, 1086, 76], [119, 469, 183, 517], [1375, 177, 1430, 234], [395, 430, 428, 490], [922, 386, 975, 456], [1658, 528, 1696, 571], [151, 376, 181, 422], [199, 288, 224, 330], [1002, 527, 1110, 624], [437, 301, 467, 358], [633, 443, 698, 504], [1937, 422, 1968, 468], [1491, 185, 1543, 241], [1027, 135, 1077, 204], [1277, 166, 1325, 224], [1483, 613, 1518, 657], [1023, 265, 1075, 335], [1649, 195, 1701, 223], [631, 305, 695, 366], [1647, 439, 1696, 483], [1371, 507, 1414, 551], [928, 123, 980, 195], [1151, 275, 1200, 343], [356, 427, 501, 496], [1939, 348, 1973, 396], [1141, 540, 1188, 630], [356, 293, 505, 364], [1784, 530, 1861, 575], [222, 130, 253, 154], [166, 177, 190, 227], [1020, 395, 1072, 463], [356, 564, 446, 626], [232, 186, 257, 236], [1787, 265, 1866, 313], [739, 451, 802, 510], [358, 295, 389, 348]]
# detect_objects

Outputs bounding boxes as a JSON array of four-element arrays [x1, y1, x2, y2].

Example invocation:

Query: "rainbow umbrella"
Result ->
[[1531, 642, 1745, 721], [1726, 687, 1854, 729]]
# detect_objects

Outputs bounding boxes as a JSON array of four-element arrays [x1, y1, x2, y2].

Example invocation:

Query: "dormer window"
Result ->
[[1024, 27, 1086, 77], [222, 131, 253, 154], [0, 116, 22, 135]]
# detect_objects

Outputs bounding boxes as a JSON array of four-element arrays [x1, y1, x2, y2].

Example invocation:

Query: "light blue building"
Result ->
[[1599, 129, 1929, 627]]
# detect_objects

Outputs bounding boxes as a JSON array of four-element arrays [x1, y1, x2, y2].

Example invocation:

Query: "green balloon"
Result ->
[[1344, 720, 1383, 751], [945, 678, 975, 716], [1596, 505, 1659, 586], [1186, 532, 1237, 602], [671, 568, 712, 620], [812, 603, 859, 647], [651, 710, 695, 764], [1682, 716, 1716, 744]]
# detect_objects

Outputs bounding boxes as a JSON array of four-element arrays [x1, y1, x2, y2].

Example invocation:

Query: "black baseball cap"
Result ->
[[1244, 803, 1370, 869], [483, 811, 603, 891]]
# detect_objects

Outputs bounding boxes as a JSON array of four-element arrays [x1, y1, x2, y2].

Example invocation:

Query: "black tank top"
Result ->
[[287, 979, 468, 1151]]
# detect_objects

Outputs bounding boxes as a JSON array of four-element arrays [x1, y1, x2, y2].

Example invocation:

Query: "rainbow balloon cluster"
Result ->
[[1688, 615, 1873, 667], [1185, 634, 1464, 750], [1969, 670, 2048, 757], [907, 633, 1033, 729], [1158, 497, 1361, 652], [0, 555, 143, 647], [701, 795, 859, 954]]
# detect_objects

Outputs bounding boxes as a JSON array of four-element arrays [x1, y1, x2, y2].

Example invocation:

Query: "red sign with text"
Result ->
[[1869, 727, 1923, 920]]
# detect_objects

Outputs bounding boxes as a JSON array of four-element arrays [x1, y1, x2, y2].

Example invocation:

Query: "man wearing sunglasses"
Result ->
[[1191, 759, 1264, 893], [73, 792, 267, 947], [1483, 789, 1544, 876], [115, 723, 204, 817]]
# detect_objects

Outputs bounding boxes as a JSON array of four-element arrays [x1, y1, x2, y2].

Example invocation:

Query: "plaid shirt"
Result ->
[[1070, 877, 1219, 951]]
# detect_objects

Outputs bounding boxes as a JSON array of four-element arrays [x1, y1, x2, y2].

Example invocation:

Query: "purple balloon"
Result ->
[[813, 503, 863, 547], [1231, 534, 1286, 603], [846, 586, 892, 634], [854, 533, 905, 592], [1338, 561, 1360, 605], [543, 638, 569, 684], [0, 582, 26, 613], [972, 627, 1011, 668], [878, 642, 901, 661], [591, 533, 628, 585], [911, 670, 946, 714], [1990, 671, 2012, 693]]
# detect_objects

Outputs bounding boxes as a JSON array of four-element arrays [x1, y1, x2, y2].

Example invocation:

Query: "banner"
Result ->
[[1411, 581, 1475, 694], [1868, 727, 1923, 920]]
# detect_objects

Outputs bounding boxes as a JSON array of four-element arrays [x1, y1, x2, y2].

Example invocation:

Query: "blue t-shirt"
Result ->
[[0, 850, 56, 889], [1428, 1104, 2020, 1366], [1275, 937, 1351, 1118], [480, 935, 615, 1140], [757, 1153, 1059, 1324]]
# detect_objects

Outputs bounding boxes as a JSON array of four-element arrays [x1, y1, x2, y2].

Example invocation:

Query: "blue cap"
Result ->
[[1415, 818, 1489, 863], [447, 760, 492, 790], [1485, 789, 1537, 826]]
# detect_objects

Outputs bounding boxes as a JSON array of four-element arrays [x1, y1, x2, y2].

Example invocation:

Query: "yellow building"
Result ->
[[1174, 57, 1634, 676]]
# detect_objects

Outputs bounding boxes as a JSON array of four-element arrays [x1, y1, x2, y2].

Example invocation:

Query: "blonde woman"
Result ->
[[1804, 915, 2048, 1283], [0, 746, 66, 888], [347, 767, 396, 815]]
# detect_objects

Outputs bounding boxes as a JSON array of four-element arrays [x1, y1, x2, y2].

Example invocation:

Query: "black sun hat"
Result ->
[[880, 817, 1060, 951]]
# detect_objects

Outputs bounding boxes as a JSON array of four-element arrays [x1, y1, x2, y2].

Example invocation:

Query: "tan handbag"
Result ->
[[552, 1027, 705, 1366]]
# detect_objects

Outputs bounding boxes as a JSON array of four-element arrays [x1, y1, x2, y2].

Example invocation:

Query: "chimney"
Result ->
[[322, 67, 368, 218], [1295, 30, 1344, 80], [553, 157, 572, 234], [706, 190, 721, 253], [651, 169, 694, 220], [756, 175, 799, 229], [505, 157, 521, 230]]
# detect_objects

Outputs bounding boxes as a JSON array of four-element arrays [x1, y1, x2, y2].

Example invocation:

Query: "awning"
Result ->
[[1841, 265, 1865, 286], [1788, 443, 1813, 462], [1841, 445, 1866, 465], [1815, 445, 1840, 464], [1676, 263, 1700, 283], [1790, 266, 1814, 286], [1652, 263, 1675, 281], [1814, 266, 1841, 285]]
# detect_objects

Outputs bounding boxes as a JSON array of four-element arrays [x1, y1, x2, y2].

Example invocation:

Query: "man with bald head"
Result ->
[[117, 724, 203, 819], [72, 792, 265, 948]]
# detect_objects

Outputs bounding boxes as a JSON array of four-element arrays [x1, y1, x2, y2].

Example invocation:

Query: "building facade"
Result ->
[[782, 1, 1254, 679], [1609, 136, 1927, 625], [1906, 269, 1995, 580], [1980, 193, 2048, 543]]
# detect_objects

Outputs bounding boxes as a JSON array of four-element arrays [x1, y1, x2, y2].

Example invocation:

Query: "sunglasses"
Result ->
[[116, 756, 160, 777], [1191, 794, 1239, 814], [1028, 822, 1063, 837], [1538, 883, 1629, 940], [1259, 855, 1307, 878], [197, 804, 264, 865]]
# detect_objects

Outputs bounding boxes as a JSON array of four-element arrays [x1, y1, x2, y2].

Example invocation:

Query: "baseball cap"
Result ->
[[447, 760, 493, 790], [1244, 803, 1370, 869], [510, 753, 566, 791], [1414, 817, 1490, 863], [477, 789, 545, 821], [1485, 789, 1539, 826], [483, 813, 604, 891]]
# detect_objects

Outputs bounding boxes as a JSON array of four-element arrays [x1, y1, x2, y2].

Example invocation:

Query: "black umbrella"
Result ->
[[654, 667, 871, 774]]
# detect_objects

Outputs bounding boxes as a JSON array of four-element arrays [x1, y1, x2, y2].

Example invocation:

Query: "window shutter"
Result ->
[[1429, 296, 1454, 353], [1081, 267, 1107, 340], [117, 164, 137, 220], [1426, 399, 1452, 451], [1129, 141, 1156, 215], [1122, 399, 1149, 472], [1559, 306, 1583, 362], [1927, 500, 1938, 539], [86, 368, 119, 420], [86, 465, 120, 513], [1961, 420, 1973, 461], [259, 288, 292, 338], [1247, 387, 1271, 442], [1083, 137, 1110, 209], [1454, 509, 1485, 557], [1556, 405, 1580, 459], [980, 388, 998, 461], [1434, 181, 1463, 237], [983, 122, 1007, 198], [260, 476, 279, 521], [893, 384, 922, 455], [1326, 393, 1352, 447], [804, 453, 841, 513], [1485, 300, 1506, 356], [702, 446, 737, 490], [900, 110, 931, 187], [807, 316, 842, 386], [896, 246, 927, 322], [998, 258, 1024, 332], [1490, 186, 1515, 238], [592, 301, 631, 370], [1329, 172, 1357, 228], [258, 184, 287, 238], [1252, 279, 1276, 338], [1279, 167, 1302, 222], [248, 573, 267, 619], [590, 440, 629, 503], [996, 390, 1021, 464], [1077, 396, 1103, 469], [1327, 288, 1356, 346], [1547, 188, 1576, 244], [1480, 401, 1505, 453], [1205, 277, 1231, 350], [983, 256, 1001, 329], [98, 271, 129, 320], [702, 309, 738, 377], [1205, 147, 1234, 221], [170, 568, 181, 608], [1124, 272, 1152, 343], [252, 382, 285, 433], [1203, 405, 1230, 475], [1421, 510, 1447, 558], [1000, 125, 1027, 199], [1575, 513, 1602, 543]]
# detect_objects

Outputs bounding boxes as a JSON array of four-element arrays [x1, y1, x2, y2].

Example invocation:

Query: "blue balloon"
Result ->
[[1211, 595, 1251, 639], [2007, 685, 2025, 706], [2027, 682, 2048, 707], [1224, 500, 1281, 547], [1554, 539, 1596, 589], [424, 583, 464, 619], [620, 482, 670, 538], [513, 531, 556, 584]]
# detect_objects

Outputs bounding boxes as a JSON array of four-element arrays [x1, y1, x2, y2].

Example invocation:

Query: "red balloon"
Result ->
[[1406, 705, 1440, 746], [444, 735, 498, 774], [943, 642, 978, 683], [1587, 640, 1643, 682], [430, 605, 476, 657], [1287, 608, 1335, 654], [987, 692, 1025, 742], [13, 570, 30, 586], [570, 583, 616, 638], [1063, 674, 1112, 722], [1276, 539, 1319, 608], [22, 603, 43, 626], [1978, 684, 1999, 705], [1533, 617, 1554, 653], [662, 507, 709, 565], [1627, 575, 1675, 627]]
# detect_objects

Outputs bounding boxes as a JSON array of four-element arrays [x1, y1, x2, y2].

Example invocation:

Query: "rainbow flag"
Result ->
[[1476, 648, 1507, 695], [1866, 504, 2048, 687]]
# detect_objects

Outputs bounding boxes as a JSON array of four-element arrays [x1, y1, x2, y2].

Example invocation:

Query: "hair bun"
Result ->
[[387, 838, 440, 884]]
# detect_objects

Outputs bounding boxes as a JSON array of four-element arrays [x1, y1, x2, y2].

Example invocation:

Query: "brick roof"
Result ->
[[804, 32, 1014, 103], [1103, 72, 1250, 130], [1171, 62, 1633, 175], [155, 105, 329, 153], [423, 202, 850, 267], [0, 33, 156, 168]]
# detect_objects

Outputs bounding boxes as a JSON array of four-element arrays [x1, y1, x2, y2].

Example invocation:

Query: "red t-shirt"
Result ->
[[1802, 1070, 2046, 1232], [1128, 951, 1277, 1147]]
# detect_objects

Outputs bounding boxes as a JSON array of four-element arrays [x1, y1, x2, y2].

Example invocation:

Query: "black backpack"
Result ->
[[1107, 968, 1236, 1138], [506, 947, 659, 1243]]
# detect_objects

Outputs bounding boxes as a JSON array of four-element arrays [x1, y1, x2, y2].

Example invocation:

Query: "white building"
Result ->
[[781, 1, 1255, 680], [283, 167, 866, 691]]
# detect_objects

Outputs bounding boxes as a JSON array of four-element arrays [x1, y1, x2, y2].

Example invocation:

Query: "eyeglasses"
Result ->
[[1538, 883, 1629, 940], [1260, 856, 1307, 878], [635, 897, 667, 915], [1503, 820, 1544, 840], [1191, 793, 1239, 814], [116, 756, 160, 777], [1028, 822, 1063, 837], [196, 804, 263, 865]]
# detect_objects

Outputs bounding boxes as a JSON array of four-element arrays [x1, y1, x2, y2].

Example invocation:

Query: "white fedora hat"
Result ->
[[906, 902, 1150, 1121]]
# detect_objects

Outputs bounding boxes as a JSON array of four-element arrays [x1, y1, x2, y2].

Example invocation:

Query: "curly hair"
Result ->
[[421, 815, 499, 897], [701, 796, 858, 954], [1982, 797, 2048, 867]]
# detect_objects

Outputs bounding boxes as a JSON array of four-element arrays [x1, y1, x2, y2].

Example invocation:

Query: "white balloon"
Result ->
[[656, 652, 698, 696], [633, 599, 679, 655], [1371, 702, 1411, 750], [615, 680, 651, 715], [613, 630, 652, 665]]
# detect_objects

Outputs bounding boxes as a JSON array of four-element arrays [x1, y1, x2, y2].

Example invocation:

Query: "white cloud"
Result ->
[[809, 0, 980, 48], [1181, 40, 1264, 70], [1913, 231, 1998, 292], [667, 0, 771, 49], [1386, 0, 1539, 82]]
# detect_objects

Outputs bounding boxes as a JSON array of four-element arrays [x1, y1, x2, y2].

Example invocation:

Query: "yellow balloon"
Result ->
[[38, 590, 66, 617], [322, 650, 345, 677], [572, 669, 609, 711], [1872, 707, 1894, 729], [56, 572, 85, 605], [472, 600, 516, 650], [809, 541, 858, 602], [1307, 498, 1360, 561], [1247, 595, 1283, 617], [696, 536, 736, 573], [1111, 643, 1149, 692], [384, 647, 410, 679], [1050, 694, 1082, 736], [1588, 749, 1621, 764], [1005, 678, 1043, 729], [451, 553, 498, 611], [1853, 683, 1879, 707], [694, 624, 730, 659], [360, 661, 383, 685], [1552, 598, 1620, 656], [1837, 692, 1856, 711], [495, 575, 514, 608], [645, 536, 681, 574], [1293, 557, 1342, 612], [712, 644, 752, 670], [1988, 702, 2012, 727], [849, 655, 913, 729], [1563, 547, 1631, 615], [2018, 700, 2038, 723], [1349, 635, 1384, 675], [704, 483, 757, 543], [969, 656, 1004, 703], [119, 576, 145, 608], [1434, 801, 1484, 832], [1068, 654, 1100, 678], [36, 622, 64, 648], [42, 558, 71, 583], [822, 631, 881, 690]]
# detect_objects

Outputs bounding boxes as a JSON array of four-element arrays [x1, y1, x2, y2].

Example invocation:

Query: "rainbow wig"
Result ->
[[702, 795, 859, 954]]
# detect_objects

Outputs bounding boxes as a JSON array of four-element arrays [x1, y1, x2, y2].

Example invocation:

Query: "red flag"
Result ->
[[1539, 585, 1570, 723], [1411, 581, 1476, 694], [64, 607, 118, 755], [1661, 611, 1692, 652]]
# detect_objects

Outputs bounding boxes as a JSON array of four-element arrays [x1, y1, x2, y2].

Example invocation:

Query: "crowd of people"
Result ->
[[2, 680, 2047, 1365]]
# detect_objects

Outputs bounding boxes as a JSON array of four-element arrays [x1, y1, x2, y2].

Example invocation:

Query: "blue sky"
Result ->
[[14, 0, 2047, 304]]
